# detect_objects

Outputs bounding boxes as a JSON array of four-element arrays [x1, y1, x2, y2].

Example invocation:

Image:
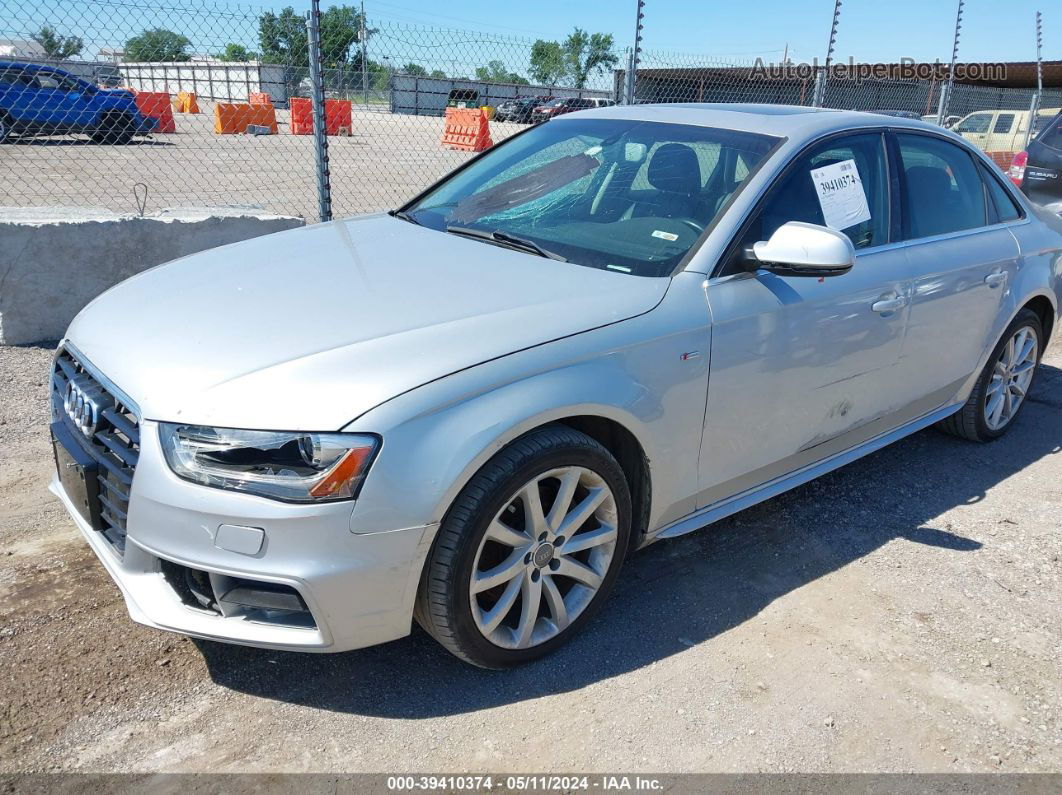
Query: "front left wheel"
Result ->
[[415, 425, 632, 669]]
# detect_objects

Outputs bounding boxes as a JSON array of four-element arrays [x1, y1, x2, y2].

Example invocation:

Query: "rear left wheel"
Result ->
[[415, 425, 632, 669], [938, 308, 1042, 441]]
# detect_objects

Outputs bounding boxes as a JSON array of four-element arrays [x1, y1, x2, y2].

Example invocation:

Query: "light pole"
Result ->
[[359, 1, 370, 104], [1023, 11, 1044, 150], [626, 0, 646, 104], [812, 0, 842, 107], [936, 0, 965, 125]]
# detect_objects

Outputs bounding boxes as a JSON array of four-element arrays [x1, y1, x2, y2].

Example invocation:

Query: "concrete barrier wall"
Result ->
[[0, 207, 305, 345]]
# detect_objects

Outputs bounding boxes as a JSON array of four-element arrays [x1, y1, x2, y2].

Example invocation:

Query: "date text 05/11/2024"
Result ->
[[385, 775, 666, 791]]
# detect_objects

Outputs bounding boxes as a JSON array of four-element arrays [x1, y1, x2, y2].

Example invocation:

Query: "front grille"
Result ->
[[51, 348, 140, 554]]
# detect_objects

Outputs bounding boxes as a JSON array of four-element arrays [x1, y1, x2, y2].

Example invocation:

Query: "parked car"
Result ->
[[294, 76, 339, 100], [530, 96, 614, 123], [868, 109, 921, 119], [446, 88, 480, 109], [921, 113, 961, 128], [494, 95, 552, 124], [94, 64, 123, 89], [951, 107, 1061, 155], [0, 61, 155, 143], [51, 104, 1061, 668], [1010, 110, 1062, 212]]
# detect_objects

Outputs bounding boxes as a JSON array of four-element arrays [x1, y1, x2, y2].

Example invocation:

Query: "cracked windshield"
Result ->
[[402, 118, 779, 276]]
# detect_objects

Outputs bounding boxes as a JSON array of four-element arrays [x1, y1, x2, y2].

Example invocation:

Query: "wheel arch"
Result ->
[[429, 402, 656, 534], [958, 288, 1057, 406], [552, 415, 652, 540], [1022, 293, 1056, 349]]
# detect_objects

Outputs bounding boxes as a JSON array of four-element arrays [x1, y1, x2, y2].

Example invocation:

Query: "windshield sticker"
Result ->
[[652, 230, 679, 242], [810, 159, 871, 231]]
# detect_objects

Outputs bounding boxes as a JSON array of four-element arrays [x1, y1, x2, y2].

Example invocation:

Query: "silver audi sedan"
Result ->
[[51, 104, 1062, 668]]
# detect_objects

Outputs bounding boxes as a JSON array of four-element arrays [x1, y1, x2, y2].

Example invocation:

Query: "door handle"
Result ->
[[871, 295, 906, 314], [985, 271, 1008, 288]]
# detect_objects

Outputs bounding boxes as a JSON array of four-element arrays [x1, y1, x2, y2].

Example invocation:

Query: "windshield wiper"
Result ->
[[445, 225, 567, 262], [390, 209, 421, 226]]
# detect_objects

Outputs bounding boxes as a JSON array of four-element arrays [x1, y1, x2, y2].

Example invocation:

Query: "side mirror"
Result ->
[[748, 221, 855, 276]]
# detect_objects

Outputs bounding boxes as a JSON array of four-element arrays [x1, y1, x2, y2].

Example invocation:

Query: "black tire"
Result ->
[[0, 112, 13, 143], [414, 425, 632, 669], [937, 308, 1043, 442], [90, 112, 136, 145]]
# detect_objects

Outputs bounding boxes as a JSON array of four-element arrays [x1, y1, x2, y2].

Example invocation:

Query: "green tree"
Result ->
[[32, 25, 83, 59], [401, 62, 428, 76], [474, 59, 528, 85], [429, 69, 446, 79], [259, 5, 374, 69], [529, 29, 618, 88], [216, 42, 257, 62], [562, 28, 617, 89], [528, 40, 565, 85], [258, 7, 306, 63], [124, 28, 191, 62]]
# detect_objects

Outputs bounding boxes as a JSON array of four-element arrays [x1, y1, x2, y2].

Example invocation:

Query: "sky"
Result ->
[[5, 0, 1053, 74], [361, 0, 1052, 63]]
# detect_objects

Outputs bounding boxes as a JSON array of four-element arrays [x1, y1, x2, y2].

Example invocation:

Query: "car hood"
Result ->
[[66, 214, 669, 430]]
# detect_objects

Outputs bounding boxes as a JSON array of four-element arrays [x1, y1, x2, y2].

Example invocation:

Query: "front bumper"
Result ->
[[52, 418, 436, 652]]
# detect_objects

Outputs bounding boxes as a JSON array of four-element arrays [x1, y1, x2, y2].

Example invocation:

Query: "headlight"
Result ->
[[158, 424, 379, 502]]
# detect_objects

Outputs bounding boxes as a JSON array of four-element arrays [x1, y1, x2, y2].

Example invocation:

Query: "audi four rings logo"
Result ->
[[64, 375, 104, 437]]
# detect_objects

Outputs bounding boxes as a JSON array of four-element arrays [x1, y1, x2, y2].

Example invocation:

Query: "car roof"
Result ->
[[0, 61, 69, 75], [559, 102, 950, 140]]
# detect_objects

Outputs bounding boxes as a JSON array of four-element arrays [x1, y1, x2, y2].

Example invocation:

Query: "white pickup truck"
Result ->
[[952, 107, 1061, 161]]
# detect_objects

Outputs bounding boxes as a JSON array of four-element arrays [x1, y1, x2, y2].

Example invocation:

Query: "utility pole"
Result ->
[[360, 0, 369, 105], [1023, 11, 1044, 150], [812, 0, 842, 107], [936, 0, 964, 125], [306, 0, 332, 222], [626, 0, 646, 104]]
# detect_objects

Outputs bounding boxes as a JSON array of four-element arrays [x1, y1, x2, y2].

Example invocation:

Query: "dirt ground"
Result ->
[[0, 341, 1060, 774], [0, 105, 520, 221]]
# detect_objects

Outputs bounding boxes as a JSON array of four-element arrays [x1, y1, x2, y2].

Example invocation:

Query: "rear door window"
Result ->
[[992, 114, 1015, 134], [896, 134, 987, 239], [1037, 115, 1062, 149], [978, 163, 1023, 223]]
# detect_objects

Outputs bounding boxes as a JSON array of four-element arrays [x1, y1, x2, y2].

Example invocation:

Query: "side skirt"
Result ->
[[650, 401, 962, 542]]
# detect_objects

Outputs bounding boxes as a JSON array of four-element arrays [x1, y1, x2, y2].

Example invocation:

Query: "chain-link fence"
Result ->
[[0, 0, 1054, 222]]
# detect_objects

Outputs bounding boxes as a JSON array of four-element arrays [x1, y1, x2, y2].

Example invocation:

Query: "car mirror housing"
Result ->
[[749, 221, 856, 276]]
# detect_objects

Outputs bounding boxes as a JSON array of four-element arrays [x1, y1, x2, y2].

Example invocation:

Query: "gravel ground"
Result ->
[[0, 105, 522, 221], [1, 341, 1060, 774]]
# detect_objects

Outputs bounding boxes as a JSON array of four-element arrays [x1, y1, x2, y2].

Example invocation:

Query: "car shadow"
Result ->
[[195, 363, 1062, 718]]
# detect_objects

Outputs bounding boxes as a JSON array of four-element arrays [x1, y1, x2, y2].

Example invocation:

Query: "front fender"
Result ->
[[346, 271, 712, 537]]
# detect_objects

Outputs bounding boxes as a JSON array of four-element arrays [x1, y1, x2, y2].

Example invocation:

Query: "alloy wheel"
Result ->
[[984, 326, 1038, 431], [469, 466, 618, 649]]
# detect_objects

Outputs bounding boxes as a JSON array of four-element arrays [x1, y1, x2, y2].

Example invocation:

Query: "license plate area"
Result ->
[[51, 420, 103, 531]]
